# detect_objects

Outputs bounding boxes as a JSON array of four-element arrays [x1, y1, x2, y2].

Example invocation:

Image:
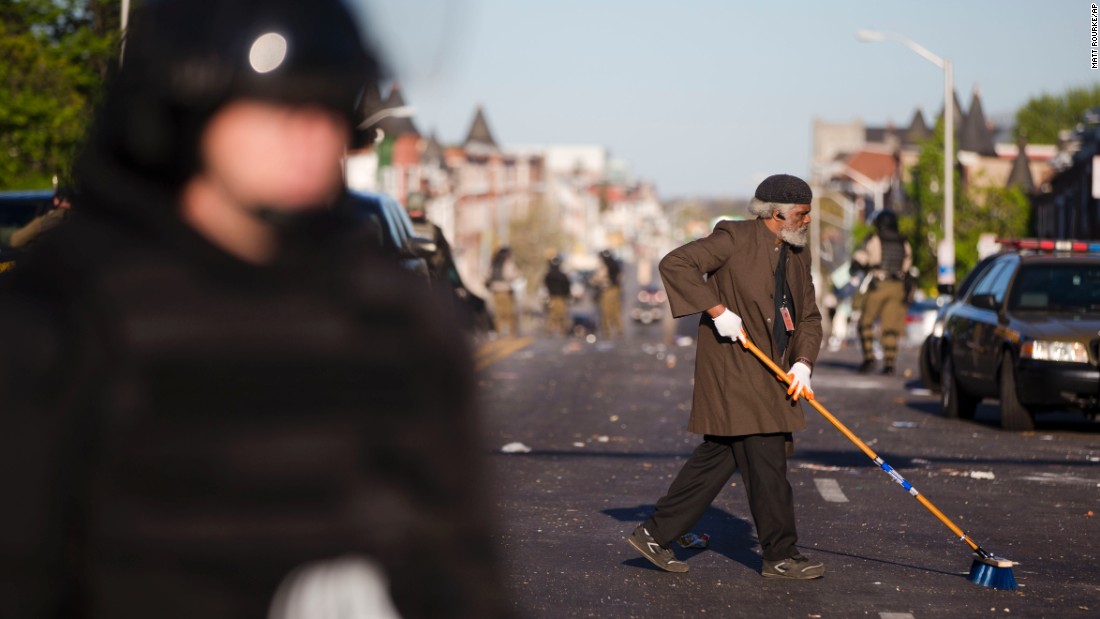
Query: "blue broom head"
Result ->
[[967, 555, 1017, 590]]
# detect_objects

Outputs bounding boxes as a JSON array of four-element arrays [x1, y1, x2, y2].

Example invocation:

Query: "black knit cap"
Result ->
[[754, 174, 812, 204]]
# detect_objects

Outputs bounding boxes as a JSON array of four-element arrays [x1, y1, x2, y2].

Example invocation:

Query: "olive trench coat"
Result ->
[[659, 218, 822, 437]]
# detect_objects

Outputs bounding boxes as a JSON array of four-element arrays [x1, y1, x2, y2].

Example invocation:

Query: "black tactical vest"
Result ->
[[880, 234, 906, 277]]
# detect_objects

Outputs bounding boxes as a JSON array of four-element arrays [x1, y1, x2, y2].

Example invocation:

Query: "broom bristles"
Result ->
[[967, 555, 1017, 590]]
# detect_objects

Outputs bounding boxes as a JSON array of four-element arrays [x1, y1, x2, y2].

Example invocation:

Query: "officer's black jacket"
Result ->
[[0, 159, 508, 619]]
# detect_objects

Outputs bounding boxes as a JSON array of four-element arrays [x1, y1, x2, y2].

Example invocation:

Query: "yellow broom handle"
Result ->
[[739, 335, 981, 553]]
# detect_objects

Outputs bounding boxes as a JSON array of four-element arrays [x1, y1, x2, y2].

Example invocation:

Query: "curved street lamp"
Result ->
[[857, 29, 955, 291]]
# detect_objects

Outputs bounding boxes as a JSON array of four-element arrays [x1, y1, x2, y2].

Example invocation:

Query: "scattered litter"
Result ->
[[798, 463, 846, 472], [501, 442, 532, 454], [572, 442, 585, 448], [969, 471, 996, 480], [596, 435, 609, 443], [1040, 435, 1054, 441], [677, 532, 709, 549], [892, 421, 919, 428], [610, 415, 620, 422], [1020, 472, 1100, 486], [675, 336, 694, 347], [911, 458, 931, 465], [902, 369, 913, 378], [910, 387, 932, 396], [1088, 456, 1099, 463], [1087, 511, 1094, 518], [666, 354, 677, 369]]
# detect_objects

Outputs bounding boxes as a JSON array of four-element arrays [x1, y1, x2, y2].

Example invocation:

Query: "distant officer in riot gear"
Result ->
[[543, 254, 571, 336], [487, 246, 520, 337], [593, 248, 623, 338], [852, 209, 912, 375]]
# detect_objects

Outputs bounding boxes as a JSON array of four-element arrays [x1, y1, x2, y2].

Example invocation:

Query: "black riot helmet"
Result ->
[[873, 209, 899, 234], [81, 0, 383, 192]]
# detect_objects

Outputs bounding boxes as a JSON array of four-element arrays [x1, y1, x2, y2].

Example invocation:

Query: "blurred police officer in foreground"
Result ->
[[0, 1, 508, 617]]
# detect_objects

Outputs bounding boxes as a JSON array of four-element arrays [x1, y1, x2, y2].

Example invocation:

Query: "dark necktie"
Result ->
[[774, 244, 793, 355]]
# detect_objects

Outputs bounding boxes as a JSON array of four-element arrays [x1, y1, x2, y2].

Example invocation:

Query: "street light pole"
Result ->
[[856, 30, 955, 291], [942, 57, 955, 291]]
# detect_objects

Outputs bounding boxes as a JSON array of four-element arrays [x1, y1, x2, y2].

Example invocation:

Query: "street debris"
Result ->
[[501, 442, 532, 454], [798, 463, 847, 472], [892, 421, 919, 428], [677, 532, 709, 549]]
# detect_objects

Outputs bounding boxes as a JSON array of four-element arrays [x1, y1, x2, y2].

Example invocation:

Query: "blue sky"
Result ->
[[355, 0, 1097, 199]]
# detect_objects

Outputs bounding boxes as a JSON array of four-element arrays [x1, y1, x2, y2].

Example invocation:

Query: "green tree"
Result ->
[[507, 198, 566, 298], [0, 0, 122, 190], [1015, 84, 1100, 144], [902, 118, 1030, 296]]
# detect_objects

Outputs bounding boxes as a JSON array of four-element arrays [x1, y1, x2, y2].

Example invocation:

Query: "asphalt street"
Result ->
[[475, 317, 1100, 619]]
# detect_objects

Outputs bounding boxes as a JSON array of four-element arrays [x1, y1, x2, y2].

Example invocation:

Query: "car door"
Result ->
[[967, 255, 1019, 394], [948, 257, 1011, 389]]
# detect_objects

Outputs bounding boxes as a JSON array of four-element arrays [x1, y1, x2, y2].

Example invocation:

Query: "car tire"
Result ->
[[919, 337, 940, 392], [941, 352, 978, 420], [999, 353, 1035, 431]]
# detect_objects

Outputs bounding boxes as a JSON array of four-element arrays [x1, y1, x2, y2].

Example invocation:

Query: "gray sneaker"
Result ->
[[761, 554, 825, 580], [627, 525, 689, 573]]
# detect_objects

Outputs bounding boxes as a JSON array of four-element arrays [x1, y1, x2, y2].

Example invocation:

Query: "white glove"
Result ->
[[786, 361, 814, 401], [711, 309, 745, 343]]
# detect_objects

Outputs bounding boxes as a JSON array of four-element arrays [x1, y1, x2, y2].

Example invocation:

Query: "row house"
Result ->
[[349, 86, 670, 300], [813, 85, 1052, 222], [1031, 110, 1100, 239], [347, 90, 546, 295], [810, 85, 1054, 276]]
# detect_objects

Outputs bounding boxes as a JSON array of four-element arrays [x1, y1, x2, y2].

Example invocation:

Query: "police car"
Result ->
[[937, 239, 1100, 430]]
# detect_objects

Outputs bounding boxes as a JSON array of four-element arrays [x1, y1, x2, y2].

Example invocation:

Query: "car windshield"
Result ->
[[1008, 263, 1100, 313]]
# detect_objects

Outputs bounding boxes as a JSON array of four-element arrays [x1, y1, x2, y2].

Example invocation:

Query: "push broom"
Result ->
[[738, 334, 1017, 590]]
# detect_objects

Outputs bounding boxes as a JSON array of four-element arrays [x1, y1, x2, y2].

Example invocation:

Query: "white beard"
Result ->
[[780, 224, 809, 247]]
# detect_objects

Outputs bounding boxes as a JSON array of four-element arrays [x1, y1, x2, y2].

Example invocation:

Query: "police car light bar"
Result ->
[[997, 238, 1100, 253]]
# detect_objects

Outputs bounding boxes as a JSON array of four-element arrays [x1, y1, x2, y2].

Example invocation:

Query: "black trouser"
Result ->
[[643, 433, 798, 561]]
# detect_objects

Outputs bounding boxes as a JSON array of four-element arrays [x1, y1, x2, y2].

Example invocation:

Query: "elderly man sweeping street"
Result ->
[[628, 173, 825, 580]]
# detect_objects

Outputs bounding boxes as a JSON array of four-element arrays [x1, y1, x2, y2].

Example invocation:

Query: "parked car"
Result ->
[[343, 189, 434, 285], [630, 284, 667, 325], [904, 296, 942, 348], [0, 190, 55, 273], [937, 239, 1100, 430]]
